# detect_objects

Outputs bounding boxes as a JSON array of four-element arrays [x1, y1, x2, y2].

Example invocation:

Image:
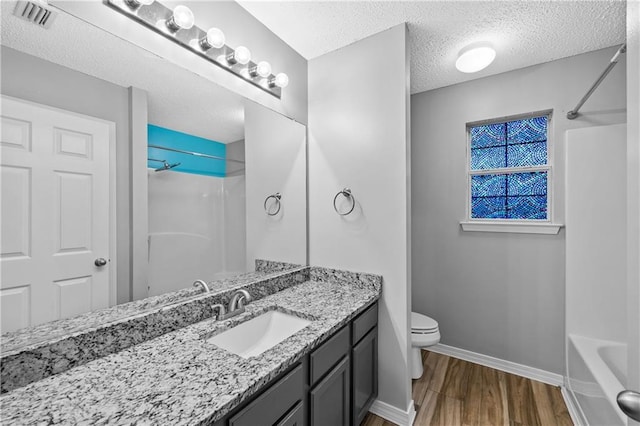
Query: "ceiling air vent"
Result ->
[[13, 0, 56, 29]]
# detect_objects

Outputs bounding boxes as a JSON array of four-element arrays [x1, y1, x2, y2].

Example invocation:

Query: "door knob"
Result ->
[[617, 390, 640, 422], [94, 258, 108, 267]]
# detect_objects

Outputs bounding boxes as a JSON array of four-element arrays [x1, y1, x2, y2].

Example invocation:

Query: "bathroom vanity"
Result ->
[[217, 301, 378, 426], [0, 266, 380, 425]]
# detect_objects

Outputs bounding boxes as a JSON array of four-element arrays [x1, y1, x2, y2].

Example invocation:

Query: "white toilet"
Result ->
[[411, 312, 441, 379]]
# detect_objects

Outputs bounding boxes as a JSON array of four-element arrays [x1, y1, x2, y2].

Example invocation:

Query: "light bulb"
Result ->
[[274, 73, 289, 88], [256, 61, 272, 78], [455, 42, 496, 73], [227, 46, 251, 65], [200, 28, 225, 50], [233, 46, 251, 65], [166, 5, 194, 32], [125, 0, 153, 8]]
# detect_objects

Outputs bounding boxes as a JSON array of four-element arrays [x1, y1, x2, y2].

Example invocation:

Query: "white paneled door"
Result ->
[[0, 96, 114, 333]]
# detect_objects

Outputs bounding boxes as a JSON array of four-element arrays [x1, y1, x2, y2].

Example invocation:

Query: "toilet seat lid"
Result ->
[[411, 312, 439, 332]]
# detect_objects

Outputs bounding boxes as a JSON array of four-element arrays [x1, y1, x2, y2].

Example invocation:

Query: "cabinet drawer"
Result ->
[[309, 325, 349, 385], [352, 303, 377, 345], [229, 364, 303, 426]]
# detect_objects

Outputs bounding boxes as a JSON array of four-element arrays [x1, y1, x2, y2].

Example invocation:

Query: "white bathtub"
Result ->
[[567, 334, 627, 425]]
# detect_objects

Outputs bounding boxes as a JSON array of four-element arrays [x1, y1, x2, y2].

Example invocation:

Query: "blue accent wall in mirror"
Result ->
[[147, 124, 227, 177]]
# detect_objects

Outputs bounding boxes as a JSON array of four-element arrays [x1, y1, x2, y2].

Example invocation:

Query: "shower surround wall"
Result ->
[[566, 123, 627, 425], [147, 171, 245, 296], [411, 46, 627, 376]]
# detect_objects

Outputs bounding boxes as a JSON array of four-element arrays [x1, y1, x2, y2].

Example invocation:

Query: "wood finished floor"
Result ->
[[361, 350, 573, 426]]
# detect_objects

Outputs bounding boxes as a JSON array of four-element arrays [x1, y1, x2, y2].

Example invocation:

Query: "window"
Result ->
[[467, 113, 551, 221]]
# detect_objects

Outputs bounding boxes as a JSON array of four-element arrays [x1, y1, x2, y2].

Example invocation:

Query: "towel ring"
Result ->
[[333, 188, 356, 216], [264, 193, 282, 216]]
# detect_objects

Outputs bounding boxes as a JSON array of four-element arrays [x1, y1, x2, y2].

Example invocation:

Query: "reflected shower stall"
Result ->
[[146, 126, 246, 296]]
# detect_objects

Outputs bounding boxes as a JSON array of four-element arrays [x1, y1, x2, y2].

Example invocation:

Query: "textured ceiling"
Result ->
[[0, 2, 245, 143], [237, 1, 627, 94], [1, 0, 627, 124]]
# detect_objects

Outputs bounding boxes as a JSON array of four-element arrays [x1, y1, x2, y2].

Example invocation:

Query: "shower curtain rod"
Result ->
[[567, 43, 626, 119], [148, 144, 245, 164]]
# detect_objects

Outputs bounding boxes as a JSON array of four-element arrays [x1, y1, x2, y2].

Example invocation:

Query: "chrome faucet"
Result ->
[[229, 289, 252, 311], [212, 289, 252, 320], [193, 280, 211, 293]]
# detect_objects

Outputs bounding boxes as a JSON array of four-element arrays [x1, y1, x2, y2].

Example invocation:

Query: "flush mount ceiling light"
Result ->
[[106, 0, 288, 98], [455, 42, 496, 73]]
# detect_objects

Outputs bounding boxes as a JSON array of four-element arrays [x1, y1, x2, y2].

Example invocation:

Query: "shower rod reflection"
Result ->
[[149, 144, 245, 164], [148, 158, 181, 172], [567, 43, 626, 120]]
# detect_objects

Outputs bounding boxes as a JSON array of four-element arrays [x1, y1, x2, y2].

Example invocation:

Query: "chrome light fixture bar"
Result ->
[[105, 0, 286, 98]]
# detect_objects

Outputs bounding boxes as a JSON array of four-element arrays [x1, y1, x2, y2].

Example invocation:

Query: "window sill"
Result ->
[[460, 221, 563, 235]]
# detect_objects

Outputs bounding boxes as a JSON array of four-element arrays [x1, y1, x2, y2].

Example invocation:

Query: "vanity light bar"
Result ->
[[105, 0, 286, 98]]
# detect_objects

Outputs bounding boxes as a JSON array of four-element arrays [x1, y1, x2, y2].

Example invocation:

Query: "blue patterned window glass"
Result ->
[[471, 171, 547, 219], [469, 115, 549, 220], [470, 116, 547, 171], [471, 174, 506, 218]]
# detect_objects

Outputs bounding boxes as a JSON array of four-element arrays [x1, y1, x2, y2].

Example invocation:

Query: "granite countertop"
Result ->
[[1, 266, 308, 394], [0, 272, 380, 425]]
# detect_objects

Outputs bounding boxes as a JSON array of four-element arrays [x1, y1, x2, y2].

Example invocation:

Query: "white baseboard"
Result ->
[[428, 343, 564, 386], [369, 398, 416, 426], [561, 386, 587, 426]]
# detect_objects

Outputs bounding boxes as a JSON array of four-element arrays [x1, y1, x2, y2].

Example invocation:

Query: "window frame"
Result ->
[[461, 109, 562, 234]]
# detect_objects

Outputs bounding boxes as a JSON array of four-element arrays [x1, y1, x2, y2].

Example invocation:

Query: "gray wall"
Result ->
[[1, 46, 132, 304], [309, 25, 413, 414], [411, 46, 626, 374]]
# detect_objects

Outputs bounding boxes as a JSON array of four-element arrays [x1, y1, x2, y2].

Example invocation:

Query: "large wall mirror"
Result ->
[[0, 1, 307, 336]]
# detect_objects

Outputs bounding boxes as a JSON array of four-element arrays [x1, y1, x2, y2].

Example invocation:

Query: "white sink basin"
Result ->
[[206, 310, 311, 358]]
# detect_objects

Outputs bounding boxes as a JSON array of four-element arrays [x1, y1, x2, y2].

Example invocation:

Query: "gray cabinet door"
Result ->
[[352, 327, 378, 426], [310, 356, 350, 426], [277, 401, 304, 426]]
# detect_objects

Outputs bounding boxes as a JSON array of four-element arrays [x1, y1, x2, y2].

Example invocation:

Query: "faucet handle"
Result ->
[[236, 296, 247, 310], [237, 292, 252, 309], [211, 303, 226, 320]]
